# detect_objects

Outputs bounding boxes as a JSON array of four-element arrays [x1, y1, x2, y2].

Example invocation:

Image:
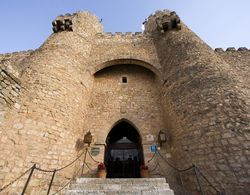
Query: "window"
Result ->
[[122, 76, 127, 83]]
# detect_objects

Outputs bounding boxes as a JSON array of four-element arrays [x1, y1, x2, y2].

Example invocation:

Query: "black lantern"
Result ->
[[84, 131, 93, 146], [158, 130, 167, 146]]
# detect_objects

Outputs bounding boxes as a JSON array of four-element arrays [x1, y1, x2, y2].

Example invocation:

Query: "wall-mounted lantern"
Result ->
[[84, 131, 93, 146], [158, 130, 168, 146]]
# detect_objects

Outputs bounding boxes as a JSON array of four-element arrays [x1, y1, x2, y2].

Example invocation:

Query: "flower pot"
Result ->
[[140, 169, 149, 178], [96, 169, 107, 178]]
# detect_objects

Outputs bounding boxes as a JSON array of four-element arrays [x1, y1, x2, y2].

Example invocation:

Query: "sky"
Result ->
[[0, 0, 250, 53]]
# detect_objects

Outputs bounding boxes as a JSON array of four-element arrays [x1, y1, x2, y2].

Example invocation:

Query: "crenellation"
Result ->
[[226, 47, 236, 52], [124, 32, 132, 38], [238, 47, 248, 51], [214, 48, 224, 52], [114, 32, 123, 37], [94, 32, 147, 41], [0, 49, 33, 57], [52, 13, 73, 33], [215, 47, 250, 53], [134, 32, 142, 35], [144, 10, 181, 34]]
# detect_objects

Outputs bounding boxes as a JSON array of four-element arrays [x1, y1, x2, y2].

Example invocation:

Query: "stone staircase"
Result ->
[[65, 178, 175, 195]]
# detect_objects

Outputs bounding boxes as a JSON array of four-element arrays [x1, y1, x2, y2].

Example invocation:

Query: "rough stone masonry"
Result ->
[[0, 10, 249, 194]]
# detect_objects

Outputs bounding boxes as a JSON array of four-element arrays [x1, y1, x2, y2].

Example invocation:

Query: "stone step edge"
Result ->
[[70, 183, 170, 189], [76, 178, 167, 184], [71, 182, 170, 186], [69, 186, 170, 191], [66, 189, 174, 193]]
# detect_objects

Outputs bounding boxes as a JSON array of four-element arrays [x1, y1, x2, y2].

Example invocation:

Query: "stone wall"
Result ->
[[88, 32, 161, 75], [215, 48, 250, 103], [0, 50, 33, 78], [0, 68, 21, 108], [83, 64, 165, 167], [0, 10, 249, 195]]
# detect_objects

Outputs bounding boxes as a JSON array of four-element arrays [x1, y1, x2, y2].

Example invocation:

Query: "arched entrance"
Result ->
[[104, 120, 144, 178]]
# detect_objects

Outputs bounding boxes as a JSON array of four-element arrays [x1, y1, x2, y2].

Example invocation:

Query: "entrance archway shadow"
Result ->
[[105, 120, 144, 178]]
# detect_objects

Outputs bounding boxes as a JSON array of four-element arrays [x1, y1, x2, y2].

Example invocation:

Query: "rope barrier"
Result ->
[[56, 150, 85, 171], [148, 162, 159, 173], [38, 150, 85, 173], [156, 150, 222, 194], [195, 166, 222, 194], [0, 166, 33, 192], [35, 167, 55, 173], [86, 150, 100, 164], [0, 149, 86, 193], [147, 151, 157, 164], [51, 165, 83, 195], [1, 146, 224, 194], [157, 151, 194, 172], [84, 162, 96, 172]]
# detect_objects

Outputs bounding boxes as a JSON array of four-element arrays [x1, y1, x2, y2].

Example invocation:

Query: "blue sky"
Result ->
[[0, 0, 250, 53]]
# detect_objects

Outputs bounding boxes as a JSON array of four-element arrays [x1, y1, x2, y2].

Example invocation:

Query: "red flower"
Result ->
[[98, 162, 106, 170], [140, 164, 148, 170]]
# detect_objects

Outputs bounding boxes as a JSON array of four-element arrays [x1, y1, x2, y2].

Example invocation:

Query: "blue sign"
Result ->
[[150, 144, 157, 153]]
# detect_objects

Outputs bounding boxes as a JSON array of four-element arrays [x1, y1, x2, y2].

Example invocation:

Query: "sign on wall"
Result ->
[[146, 134, 154, 142], [150, 144, 158, 153], [91, 147, 100, 156]]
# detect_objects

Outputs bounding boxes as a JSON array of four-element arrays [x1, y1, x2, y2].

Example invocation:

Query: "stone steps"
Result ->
[[65, 178, 175, 195]]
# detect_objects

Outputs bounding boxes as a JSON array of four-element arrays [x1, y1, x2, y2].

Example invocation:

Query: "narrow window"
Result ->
[[122, 76, 127, 83]]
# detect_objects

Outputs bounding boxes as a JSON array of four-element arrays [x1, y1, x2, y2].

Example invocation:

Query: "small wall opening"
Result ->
[[122, 76, 127, 83], [104, 120, 144, 178]]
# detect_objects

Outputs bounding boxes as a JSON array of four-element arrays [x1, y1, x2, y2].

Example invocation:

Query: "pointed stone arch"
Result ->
[[104, 119, 144, 178], [106, 118, 142, 142]]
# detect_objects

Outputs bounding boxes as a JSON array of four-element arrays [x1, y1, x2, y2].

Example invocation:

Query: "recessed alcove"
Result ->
[[105, 120, 144, 178]]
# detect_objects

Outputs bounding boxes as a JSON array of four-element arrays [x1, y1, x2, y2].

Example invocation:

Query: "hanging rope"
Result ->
[[84, 162, 96, 172], [157, 151, 194, 172], [146, 151, 157, 164], [156, 150, 222, 194], [195, 166, 222, 194], [86, 150, 101, 164], [0, 149, 86, 193], [51, 165, 83, 195], [0, 166, 33, 192], [148, 162, 159, 173]]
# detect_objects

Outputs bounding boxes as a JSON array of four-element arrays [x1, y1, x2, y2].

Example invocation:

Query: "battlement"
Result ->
[[52, 13, 74, 33], [214, 47, 249, 53], [95, 32, 146, 39], [0, 49, 33, 57], [52, 11, 103, 36], [144, 9, 181, 34]]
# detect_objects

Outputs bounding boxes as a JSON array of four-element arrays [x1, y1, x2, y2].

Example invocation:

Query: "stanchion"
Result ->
[[47, 169, 56, 195], [193, 165, 204, 195], [21, 164, 36, 195]]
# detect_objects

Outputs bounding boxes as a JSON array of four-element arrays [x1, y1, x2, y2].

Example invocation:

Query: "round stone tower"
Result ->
[[0, 12, 104, 194], [144, 10, 249, 194]]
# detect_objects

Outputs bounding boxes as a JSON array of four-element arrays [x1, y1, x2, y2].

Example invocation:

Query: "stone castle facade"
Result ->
[[0, 10, 249, 194]]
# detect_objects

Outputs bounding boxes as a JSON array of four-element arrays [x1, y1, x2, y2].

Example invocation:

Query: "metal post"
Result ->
[[21, 164, 36, 195], [179, 172, 186, 195], [193, 166, 204, 195], [81, 147, 88, 176], [47, 169, 56, 195]]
